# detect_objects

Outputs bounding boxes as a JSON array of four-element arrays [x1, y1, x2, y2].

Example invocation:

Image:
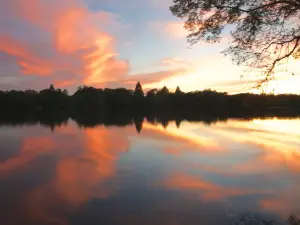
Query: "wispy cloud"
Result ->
[[101, 68, 187, 90], [0, 0, 129, 89]]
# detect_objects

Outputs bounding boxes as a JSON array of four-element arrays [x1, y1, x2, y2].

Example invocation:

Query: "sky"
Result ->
[[1, 0, 300, 94]]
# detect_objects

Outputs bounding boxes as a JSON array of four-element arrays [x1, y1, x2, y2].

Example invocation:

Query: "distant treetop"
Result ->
[[50, 84, 55, 91], [175, 86, 183, 94], [134, 81, 144, 97], [158, 86, 169, 95]]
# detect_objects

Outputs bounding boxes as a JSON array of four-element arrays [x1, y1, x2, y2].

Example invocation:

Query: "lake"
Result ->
[[0, 117, 300, 225]]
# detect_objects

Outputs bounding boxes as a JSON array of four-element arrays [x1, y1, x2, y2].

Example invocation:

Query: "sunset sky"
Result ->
[[1, 0, 300, 94]]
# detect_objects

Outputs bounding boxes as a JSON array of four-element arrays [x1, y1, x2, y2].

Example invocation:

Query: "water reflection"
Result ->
[[0, 117, 299, 225]]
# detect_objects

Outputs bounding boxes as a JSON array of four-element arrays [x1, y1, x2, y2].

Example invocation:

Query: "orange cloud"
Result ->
[[49, 126, 130, 207], [142, 122, 224, 153], [100, 68, 187, 90], [163, 173, 270, 202], [1, 0, 129, 88], [55, 79, 76, 88], [162, 147, 183, 156], [20, 125, 131, 225], [206, 119, 300, 174], [260, 193, 300, 219], [0, 36, 54, 76], [0, 137, 55, 177]]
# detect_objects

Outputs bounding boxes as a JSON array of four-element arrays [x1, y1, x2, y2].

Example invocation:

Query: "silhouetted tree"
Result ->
[[1, 83, 300, 125], [170, 0, 300, 85], [146, 89, 158, 97], [175, 86, 183, 95], [289, 215, 300, 225], [134, 81, 144, 97], [49, 84, 55, 91], [158, 86, 169, 95], [50, 124, 55, 133], [161, 119, 169, 129], [175, 119, 182, 128], [134, 116, 144, 133], [63, 89, 68, 96]]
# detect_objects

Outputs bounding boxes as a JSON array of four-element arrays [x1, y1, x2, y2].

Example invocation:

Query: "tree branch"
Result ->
[[212, 0, 300, 14], [266, 36, 300, 74]]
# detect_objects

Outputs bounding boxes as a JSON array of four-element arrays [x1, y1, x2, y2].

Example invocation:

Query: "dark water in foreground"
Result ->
[[0, 118, 300, 225]]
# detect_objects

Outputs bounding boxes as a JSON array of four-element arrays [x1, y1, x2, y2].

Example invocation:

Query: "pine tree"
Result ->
[[49, 84, 55, 91], [175, 86, 182, 95], [158, 86, 169, 95], [134, 81, 144, 97]]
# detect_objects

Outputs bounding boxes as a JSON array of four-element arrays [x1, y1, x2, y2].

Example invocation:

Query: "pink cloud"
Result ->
[[0, 36, 55, 76], [0, 0, 129, 89], [1, 0, 185, 91], [99, 68, 187, 90], [162, 173, 270, 202]]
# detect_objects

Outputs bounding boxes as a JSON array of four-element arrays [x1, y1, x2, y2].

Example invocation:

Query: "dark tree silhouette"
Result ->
[[63, 89, 68, 96], [158, 86, 169, 95], [170, 0, 300, 85], [146, 89, 158, 97], [0, 83, 300, 126], [175, 119, 182, 128], [134, 81, 144, 97], [49, 84, 55, 91], [134, 116, 144, 133], [289, 215, 300, 225], [175, 86, 183, 95]]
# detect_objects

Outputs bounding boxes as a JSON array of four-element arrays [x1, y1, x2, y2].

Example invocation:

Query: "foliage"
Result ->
[[134, 81, 144, 97], [175, 86, 183, 95], [170, 0, 300, 85], [0, 82, 300, 117], [146, 89, 158, 97], [49, 84, 55, 91], [158, 86, 170, 95], [1, 82, 300, 133]]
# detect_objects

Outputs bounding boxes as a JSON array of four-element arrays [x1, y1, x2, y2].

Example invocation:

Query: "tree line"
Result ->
[[0, 81, 300, 133], [1, 82, 300, 117]]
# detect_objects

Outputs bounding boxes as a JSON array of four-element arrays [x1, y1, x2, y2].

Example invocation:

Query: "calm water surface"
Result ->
[[1, 118, 300, 225]]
